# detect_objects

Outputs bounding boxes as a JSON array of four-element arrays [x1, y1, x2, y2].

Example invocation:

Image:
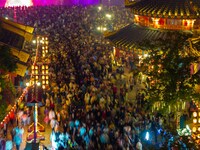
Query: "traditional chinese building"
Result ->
[[106, 0, 200, 52]]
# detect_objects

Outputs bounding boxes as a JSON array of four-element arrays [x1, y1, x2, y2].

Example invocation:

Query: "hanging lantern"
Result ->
[[193, 112, 197, 117], [193, 118, 197, 123]]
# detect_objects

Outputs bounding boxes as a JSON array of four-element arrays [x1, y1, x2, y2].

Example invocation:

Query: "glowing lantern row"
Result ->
[[0, 36, 49, 125], [41, 37, 49, 58], [0, 88, 27, 125], [193, 111, 200, 124]]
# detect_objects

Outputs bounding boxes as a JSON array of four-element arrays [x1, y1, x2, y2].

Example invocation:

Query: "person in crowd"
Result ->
[[13, 125, 24, 150], [0, 4, 191, 150]]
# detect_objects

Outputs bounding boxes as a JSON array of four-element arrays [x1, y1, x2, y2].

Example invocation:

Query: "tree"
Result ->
[[0, 45, 17, 72], [0, 45, 17, 120], [138, 31, 200, 113]]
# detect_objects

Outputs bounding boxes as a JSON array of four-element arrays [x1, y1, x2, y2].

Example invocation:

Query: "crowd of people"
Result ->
[[0, 4, 197, 150]]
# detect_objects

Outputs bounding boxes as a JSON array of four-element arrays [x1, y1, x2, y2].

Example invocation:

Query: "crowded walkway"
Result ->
[[0, 5, 194, 150]]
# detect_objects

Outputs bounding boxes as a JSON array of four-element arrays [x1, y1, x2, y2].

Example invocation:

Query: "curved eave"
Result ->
[[133, 10, 200, 19], [106, 23, 193, 50], [125, 2, 137, 8], [129, 0, 200, 19]]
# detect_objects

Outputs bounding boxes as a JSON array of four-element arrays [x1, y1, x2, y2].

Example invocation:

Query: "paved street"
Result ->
[[7, 66, 141, 150]]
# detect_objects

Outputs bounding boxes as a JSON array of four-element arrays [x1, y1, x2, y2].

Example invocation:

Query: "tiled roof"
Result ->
[[106, 23, 170, 49], [127, 0, 200, 19]]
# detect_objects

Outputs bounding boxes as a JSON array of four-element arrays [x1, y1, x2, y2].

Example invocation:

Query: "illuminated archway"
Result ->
[[5, 0, 33, 7]]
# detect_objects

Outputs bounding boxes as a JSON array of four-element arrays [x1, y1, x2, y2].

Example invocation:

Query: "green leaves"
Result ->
[[138, 31, 200, 113], [0, 45, 17, 72]]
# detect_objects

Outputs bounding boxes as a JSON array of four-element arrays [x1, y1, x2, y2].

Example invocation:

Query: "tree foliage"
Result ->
[[0, 45, 17, 72], [138, 31, 200, 112], [0, 45, 18, 119]]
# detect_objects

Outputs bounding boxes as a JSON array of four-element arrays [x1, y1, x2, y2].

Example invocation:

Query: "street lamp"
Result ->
[[98, 6, 102, 11], [97, 26, 107, 32], [26, 82, 30, 87], [105, 14, 112, 19], [32, 40, 36, 44]]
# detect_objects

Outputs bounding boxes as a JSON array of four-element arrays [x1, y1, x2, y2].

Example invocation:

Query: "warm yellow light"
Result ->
[[46, 81, 49, 84], [42, 37, 44, 40], [103, 27, 107, 31], [35, 76, 38, 79], [32, 40, 36, 44], [42, 71, 44, 74], [46, 66, 48, 69], [198, 118, 200, 123], [193, 118, 197, 123], [46, 76, 49, 79], [45, 41, 48, 44], [46, 46, 48, 49], [35, 66, 38, 70], [106, 14, 111, 19], [46, 70, 48, 74], [42, 66, 45, 69], [198, 112, 200, 117], [42, 47, 45, 50], [26, 82, 30, 87], [42, 54, 45, 57], [98, 6, 102, 11], [42, 76, 45, 79], [37, 82, 41, 86], [198, 127, 200, 132], [42, 81, 45, 84], [45, 37, 48, 40], [31, 66, 34, 69], [193, 127, 197, 132], [193, 112, 197, 117], [42, 85, 45, 89], [46, 50, 48, 53], [35, 70, 38, 74], [32, 71, 35, 74], [198, 134, 200, 139]]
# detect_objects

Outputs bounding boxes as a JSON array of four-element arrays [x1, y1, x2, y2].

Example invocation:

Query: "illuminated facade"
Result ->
[[107, 0, 200, 51], [128, 0, 200, 31]]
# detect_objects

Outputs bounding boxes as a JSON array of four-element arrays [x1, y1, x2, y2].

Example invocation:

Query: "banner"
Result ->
[[11, 48, 30, 63], [15, 63, 27, 77], [0, 17, 34, 49]]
